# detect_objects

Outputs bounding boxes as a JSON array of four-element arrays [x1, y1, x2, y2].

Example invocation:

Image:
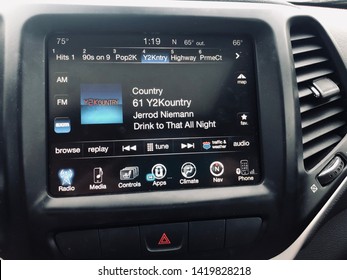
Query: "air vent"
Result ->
[[290, 25, 347, 170]]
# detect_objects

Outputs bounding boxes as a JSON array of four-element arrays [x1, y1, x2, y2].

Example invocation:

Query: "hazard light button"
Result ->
[[140, 223, 188, 254]]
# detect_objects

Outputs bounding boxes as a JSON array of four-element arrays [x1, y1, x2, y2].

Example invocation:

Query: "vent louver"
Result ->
[[290, 25, 347, 170]]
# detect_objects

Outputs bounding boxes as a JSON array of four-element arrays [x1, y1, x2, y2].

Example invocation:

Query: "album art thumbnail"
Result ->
[[81, 83, 123, 125]]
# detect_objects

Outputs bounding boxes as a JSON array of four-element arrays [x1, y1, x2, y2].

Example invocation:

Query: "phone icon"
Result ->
[[93, 167, 103, 183], [240, 160, 249, 175]]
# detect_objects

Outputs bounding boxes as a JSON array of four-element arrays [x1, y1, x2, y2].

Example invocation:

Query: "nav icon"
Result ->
[[210, 161, 224, 177]]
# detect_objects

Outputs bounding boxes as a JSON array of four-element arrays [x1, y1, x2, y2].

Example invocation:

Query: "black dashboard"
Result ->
[[1, 0, 347, 259]]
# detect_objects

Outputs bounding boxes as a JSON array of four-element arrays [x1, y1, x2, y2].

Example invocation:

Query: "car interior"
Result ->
[[2, 0, 347, 260]]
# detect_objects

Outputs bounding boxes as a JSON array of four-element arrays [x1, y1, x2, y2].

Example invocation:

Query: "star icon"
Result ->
[[241, 114, 248, 121]]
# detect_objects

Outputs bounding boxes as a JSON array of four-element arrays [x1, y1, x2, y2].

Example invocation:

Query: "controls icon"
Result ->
[[93, 167, 103, 183], [58, 169, 74, 186], [210, 161, 224, 177], [54, 117, 71, 134], [181, 162, 197, 179], [120, 166, 139, 180], [151, 164, 167, 180]]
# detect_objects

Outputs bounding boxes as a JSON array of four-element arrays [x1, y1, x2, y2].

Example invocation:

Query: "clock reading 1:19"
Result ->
[[143, 37, 161, 46]]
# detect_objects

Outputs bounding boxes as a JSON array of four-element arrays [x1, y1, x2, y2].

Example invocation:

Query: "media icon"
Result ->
[[181, 162, 197, 179], [151, 164, 167, 180], [120, 166, 139, 180], [58, 169, 74, 186], [93, 167, 103, 183], [210, 161, 224, 177]]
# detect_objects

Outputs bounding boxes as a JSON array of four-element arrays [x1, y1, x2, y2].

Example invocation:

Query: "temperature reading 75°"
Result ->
[[56, 37, 69, 45]]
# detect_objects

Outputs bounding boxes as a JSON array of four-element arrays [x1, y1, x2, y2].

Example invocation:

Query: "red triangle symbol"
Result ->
[[158, 233, 171, 245]]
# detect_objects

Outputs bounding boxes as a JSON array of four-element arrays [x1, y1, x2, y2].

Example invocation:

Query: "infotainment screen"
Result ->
[[47, 34, 261, 196]]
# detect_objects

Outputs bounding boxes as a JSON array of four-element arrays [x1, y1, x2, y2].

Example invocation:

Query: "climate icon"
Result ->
[[181, 162, 197, 179]]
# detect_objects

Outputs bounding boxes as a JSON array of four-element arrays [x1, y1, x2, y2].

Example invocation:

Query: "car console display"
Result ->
[[47, 34, 261, 196]]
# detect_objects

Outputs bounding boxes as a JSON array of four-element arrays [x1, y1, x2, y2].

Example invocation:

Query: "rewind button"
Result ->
[[115, 142, 143, 155], [122, 145, 137, 152]]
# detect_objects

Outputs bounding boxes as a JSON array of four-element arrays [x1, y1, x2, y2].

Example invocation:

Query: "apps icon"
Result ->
[[120, 166, 139, 180], [58, 169, 74, 186], [54, 117, 71, 134], [151, 164, 167, 180], [210, 161, 224, 177], [181, 162, 197, 179], [93, 167, 103, 183]]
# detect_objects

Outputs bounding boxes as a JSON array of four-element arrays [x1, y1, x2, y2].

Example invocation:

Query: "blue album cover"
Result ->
[[81, 84, 123, 125]]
